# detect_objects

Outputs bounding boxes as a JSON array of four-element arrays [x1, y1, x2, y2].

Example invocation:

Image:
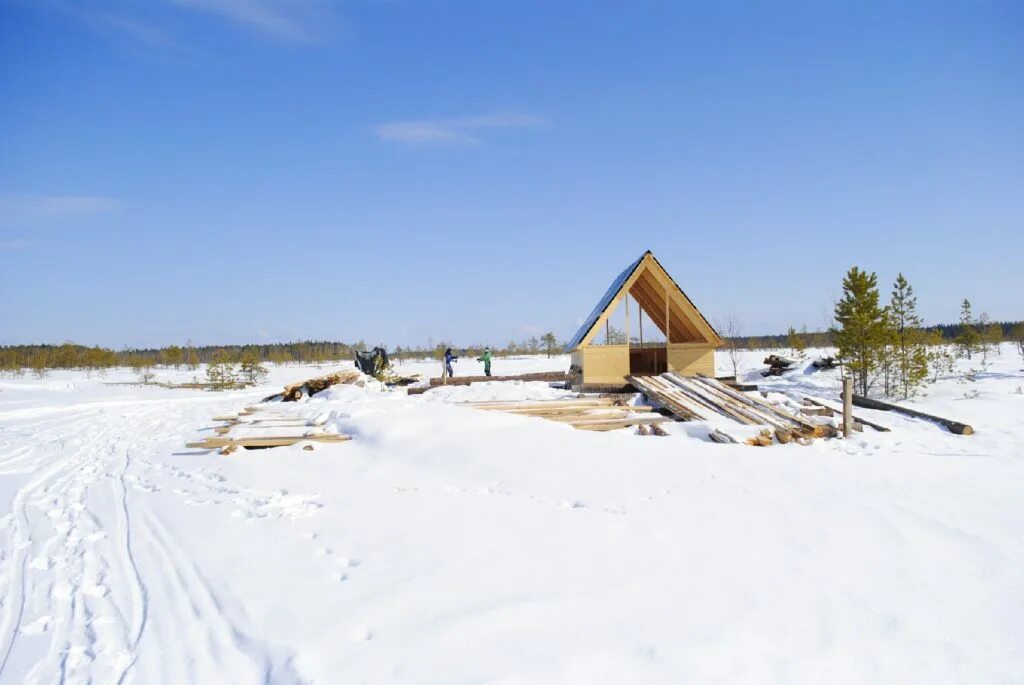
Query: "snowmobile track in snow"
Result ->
[[0, 400, 305, 684]]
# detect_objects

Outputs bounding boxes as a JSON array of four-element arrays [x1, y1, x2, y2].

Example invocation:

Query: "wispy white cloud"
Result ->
[[0, 195, 122, 225], [169, 0, 335, 41], [374, 121, 472, 145], [375, 111, 546, 145], [35, 0, 338, 49]]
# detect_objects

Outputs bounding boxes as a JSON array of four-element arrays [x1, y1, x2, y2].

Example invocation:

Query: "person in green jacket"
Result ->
[[476, 347, 492, 376]]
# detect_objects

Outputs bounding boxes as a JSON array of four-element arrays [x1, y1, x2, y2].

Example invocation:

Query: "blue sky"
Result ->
[[1, 1, 1021, 348]]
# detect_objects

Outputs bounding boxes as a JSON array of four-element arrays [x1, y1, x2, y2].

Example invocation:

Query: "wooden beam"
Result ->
[[462, 398, 611, 408], [624, 290, 630, 347], [563, 414, 673, 427], [851, 395, 972, 435], [665, 279, 670, 344], [578, 255, 653, 348], [186, 434, 352, 449], [641, 259, 720, 344], [630, 273, 699, 342]]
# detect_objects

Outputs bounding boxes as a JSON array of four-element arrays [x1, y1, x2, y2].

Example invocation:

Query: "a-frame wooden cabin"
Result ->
[[565, 250, 722, 388]]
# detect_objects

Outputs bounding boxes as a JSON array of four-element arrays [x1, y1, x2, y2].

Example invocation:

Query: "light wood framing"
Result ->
[[567, 251, 721, 386]]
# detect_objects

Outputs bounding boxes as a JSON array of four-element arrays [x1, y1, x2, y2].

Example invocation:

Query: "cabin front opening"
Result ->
[[625, 284, 669, 376], [629, 343, 667, 376]]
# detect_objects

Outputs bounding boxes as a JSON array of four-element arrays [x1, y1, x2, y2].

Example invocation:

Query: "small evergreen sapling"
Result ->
[[1012, 323, 1024, 364], [956, 299, 980, 359], [925, 330, 955, 383], [240, 350, 269, 385], [889, 273, 928, 398], [541, 332, 558, 358], [787, 326, 807, 359], [833, 266, 890, 396], [205, 349, 236, 390]]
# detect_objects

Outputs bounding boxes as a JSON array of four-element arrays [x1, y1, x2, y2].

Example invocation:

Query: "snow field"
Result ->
[[0, 347, 1020, 683]]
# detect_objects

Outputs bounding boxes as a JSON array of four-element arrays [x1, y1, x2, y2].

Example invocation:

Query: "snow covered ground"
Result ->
[[0, 347, 1021, 683]]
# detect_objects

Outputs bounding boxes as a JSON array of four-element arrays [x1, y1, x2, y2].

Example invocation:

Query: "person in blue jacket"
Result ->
[[444, 347, 458, 378]]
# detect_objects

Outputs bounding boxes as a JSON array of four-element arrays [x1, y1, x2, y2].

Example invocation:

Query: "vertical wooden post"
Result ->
[[624, 293, 630, 346], [638, 305, 644, 371], [842, 376, 853, 438], [664, 283, 670, 344], [664, 282, 670, 372]]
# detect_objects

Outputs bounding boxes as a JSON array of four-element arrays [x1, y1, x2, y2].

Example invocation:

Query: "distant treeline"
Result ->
[[1, 322, 1021, 376], [730, 321, 1023, 350], [0, 334, 563, 375]]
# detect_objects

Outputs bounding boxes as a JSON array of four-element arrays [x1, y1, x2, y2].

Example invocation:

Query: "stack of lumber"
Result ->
[[264, 370, 366, 402], [628, 373, 837, 446], [460, 397, 673, 433], [187, 404, 352, 454], [427, 371, 569, 387]]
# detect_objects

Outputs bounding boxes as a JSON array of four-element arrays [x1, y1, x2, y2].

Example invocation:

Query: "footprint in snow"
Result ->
[[19, 616, 51, 635], [52, 581, 74, 600], [29, 557, 54, 571], [65, 646, 94, 668]]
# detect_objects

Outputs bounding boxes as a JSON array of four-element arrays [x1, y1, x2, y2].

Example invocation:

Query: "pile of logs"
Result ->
[[264, 370, 366, 402], [762, 355, 797, 376], [460, 397, 674, 432], [628, 373, 837, 446], [187, 404, 352, 454]]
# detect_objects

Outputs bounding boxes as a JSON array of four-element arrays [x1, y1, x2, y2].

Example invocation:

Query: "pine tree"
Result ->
[[205, 349, 236, 390], [1012, 322, 1024, 363], [604, 325, 627, 345], [833, 266, 890, 396], [163, 345, 184, 369], [956, 299, 980, 359], [185, 339, 200, 371], [978, 313, 1001, 360], [985, 323, 1003, 356], [129, 355, 155, 383], [787, 326, 806, 359], [239, 350, 268, 385], [889, 274, 928, 398], [925, 329, 955, 382], [30, 353, 49, 379], [540, 332, 558, 358]]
